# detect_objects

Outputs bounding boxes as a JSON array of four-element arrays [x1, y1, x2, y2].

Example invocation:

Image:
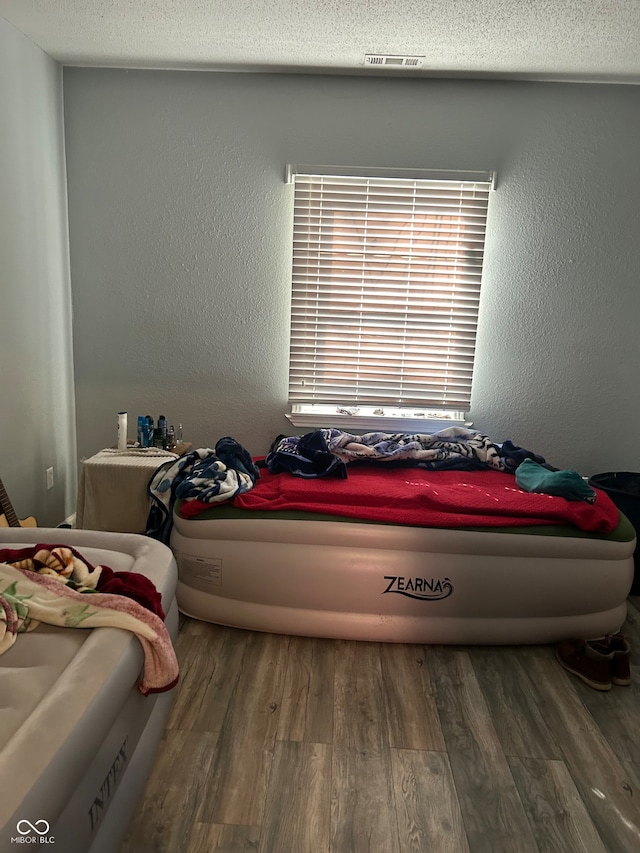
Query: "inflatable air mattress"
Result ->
[[0, 527, 178, 853]]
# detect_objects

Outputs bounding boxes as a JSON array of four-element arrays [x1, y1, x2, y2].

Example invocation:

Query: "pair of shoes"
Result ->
[[556, 634, 631, 691], [606, 632, 632, 686]]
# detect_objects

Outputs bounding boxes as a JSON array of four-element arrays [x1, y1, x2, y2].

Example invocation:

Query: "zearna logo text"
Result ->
[[383, 575, 454, 600]]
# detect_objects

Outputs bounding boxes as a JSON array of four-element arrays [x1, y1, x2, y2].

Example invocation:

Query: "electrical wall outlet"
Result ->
[[46, 467, 54, 490]]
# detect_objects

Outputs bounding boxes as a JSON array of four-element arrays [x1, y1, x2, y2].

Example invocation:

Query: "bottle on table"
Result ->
[[137, 416, 148, 447], [167, 425, 176, 450], [146, 416, 154, 448]]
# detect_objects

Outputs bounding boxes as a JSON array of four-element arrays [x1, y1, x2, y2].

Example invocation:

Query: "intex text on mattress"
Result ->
[[0, 527, 179, 853]]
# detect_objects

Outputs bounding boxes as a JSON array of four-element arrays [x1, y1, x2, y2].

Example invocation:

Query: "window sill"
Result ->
[[285, 412, 471, 434]]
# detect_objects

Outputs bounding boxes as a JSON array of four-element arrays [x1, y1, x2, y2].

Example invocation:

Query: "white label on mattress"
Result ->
[[182, 555, 223, 585]]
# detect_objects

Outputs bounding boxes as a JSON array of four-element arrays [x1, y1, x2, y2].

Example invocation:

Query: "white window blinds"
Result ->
[[287, 167, 494, 412]]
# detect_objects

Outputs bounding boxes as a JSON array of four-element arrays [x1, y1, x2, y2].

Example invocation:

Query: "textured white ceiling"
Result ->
[[1, 0, 640, 82]]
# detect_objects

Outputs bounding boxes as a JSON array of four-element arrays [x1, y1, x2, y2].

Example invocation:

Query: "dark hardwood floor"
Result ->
[[120, 598, 640, 852]]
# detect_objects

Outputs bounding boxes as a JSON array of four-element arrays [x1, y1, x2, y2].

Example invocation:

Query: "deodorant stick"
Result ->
[[117, 411, 128, 450]]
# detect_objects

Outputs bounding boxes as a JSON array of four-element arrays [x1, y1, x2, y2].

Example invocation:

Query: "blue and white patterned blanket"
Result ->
[[145, 438, 260, 543], [267, 427, 548, 479]]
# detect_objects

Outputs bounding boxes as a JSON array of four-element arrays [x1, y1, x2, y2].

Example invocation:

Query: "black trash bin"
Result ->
[[589, 472, 640, 594]]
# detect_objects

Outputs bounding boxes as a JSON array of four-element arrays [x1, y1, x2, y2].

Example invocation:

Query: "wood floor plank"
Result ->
[[508, 756, 608, 853], [120, 621, 640, 853], [391, 748, 470, 853], [120, 729, 219, 853], [331, 640, 401, 853], [258, 740, 331, 853], [379, 643, 446, 752], [522, 646, 640, 853], [168, 621, 248, 732], [568, 669, 640, 764], [276, 635, 335, 743], [429, 646, 540, 853], [470, 645, 563, 760], [195, 630, 290, 826], [186, 822, 260, 852], [553, 600, 640, 765]]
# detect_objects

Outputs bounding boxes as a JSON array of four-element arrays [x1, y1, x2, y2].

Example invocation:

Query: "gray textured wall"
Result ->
[[64, 68, 640, 475], [0, 19, 76, 526]]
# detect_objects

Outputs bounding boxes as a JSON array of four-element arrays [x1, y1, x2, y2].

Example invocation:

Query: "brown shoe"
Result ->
[[556, 639, 613, 691], [606, 633, 631, 686]]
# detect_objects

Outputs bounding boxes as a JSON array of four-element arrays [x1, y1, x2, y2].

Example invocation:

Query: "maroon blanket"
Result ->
[[0, 543, 164, 618], [180, 466, 619, 532]]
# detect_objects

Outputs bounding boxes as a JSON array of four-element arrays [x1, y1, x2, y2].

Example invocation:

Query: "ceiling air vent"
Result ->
[[364, 54, 425, 68]]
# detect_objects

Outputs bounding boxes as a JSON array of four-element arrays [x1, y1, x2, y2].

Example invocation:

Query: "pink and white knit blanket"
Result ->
[[0, 559, 179, 695]]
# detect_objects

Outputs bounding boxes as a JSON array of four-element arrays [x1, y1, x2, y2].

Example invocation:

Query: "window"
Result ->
[[286, 165, 495, 430]]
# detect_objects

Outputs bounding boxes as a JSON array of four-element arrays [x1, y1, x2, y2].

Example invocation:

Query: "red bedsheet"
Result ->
[[179, 465, 619, 532]]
